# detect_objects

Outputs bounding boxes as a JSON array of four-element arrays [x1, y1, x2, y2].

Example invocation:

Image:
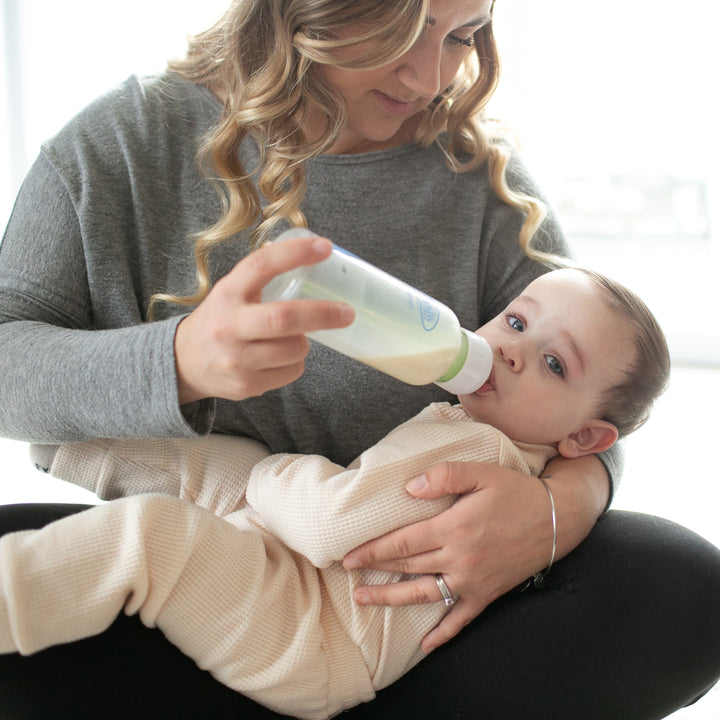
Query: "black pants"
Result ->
[[1, 503, 719, 720]]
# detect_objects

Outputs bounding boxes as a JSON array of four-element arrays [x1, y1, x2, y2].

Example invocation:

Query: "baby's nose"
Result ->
[[499, 344, 523, 372]]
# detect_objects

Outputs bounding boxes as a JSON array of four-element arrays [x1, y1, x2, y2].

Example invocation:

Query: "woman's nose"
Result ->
[[395, 39, 442, 98]]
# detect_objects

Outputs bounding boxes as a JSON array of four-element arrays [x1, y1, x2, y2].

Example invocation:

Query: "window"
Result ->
[[1, 0, 228, 221], [489, 0, 720, 366]]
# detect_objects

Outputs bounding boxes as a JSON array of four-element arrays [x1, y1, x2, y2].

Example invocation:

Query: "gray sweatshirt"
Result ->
[[0, 72, 618, 487]]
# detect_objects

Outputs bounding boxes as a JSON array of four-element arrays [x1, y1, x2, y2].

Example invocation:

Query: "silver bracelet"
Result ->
[[531, 476, 557, 590]]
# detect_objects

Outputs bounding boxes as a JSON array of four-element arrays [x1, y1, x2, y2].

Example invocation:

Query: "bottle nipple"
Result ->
[[435, 331, 493, 395]]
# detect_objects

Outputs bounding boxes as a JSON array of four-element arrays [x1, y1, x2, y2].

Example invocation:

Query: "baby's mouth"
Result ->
[[474, 369, 495, 395]]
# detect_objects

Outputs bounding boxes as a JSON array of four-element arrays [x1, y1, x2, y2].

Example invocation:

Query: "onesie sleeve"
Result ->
[[246, 406, 522, 568], [246, 453, 453, 569]]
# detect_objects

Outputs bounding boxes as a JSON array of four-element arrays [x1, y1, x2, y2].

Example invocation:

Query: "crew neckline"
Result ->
[[310, 142, 426, 165]]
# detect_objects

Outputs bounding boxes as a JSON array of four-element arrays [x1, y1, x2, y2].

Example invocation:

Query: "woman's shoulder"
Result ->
[[61, 72, 219, 129], [41, 73, 221, 174]]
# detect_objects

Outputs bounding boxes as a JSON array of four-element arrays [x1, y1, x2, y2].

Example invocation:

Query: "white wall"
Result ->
[[489, 0, 720, 365], [1, 0, 229, 222]]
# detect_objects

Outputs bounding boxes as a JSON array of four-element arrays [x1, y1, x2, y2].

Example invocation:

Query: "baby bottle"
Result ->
[[261, 228, 493, 394]]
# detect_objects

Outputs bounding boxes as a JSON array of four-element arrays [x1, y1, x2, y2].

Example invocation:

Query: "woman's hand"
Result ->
[[342, 454, 609, 653], [174, 234, 354, 405]]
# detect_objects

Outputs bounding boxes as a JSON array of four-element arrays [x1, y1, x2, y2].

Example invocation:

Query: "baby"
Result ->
[[0, 268, 669, 719]]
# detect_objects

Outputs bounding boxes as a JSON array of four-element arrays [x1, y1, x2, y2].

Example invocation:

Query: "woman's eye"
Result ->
[[507, 315, 525, 332], [447, 33, 475, 48], [545, 355, 564, 377]]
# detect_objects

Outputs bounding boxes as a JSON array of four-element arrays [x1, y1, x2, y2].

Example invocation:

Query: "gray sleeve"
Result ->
[[0, 154, 212, 443], [0, 317, 212, 443]]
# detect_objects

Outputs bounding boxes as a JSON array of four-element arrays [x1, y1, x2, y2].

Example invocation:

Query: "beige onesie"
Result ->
[[0, 403, 555, 719]]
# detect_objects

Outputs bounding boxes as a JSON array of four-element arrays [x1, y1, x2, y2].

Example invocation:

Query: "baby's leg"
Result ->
[[0, 495, 340, 718], [49, 435, 270, 515]]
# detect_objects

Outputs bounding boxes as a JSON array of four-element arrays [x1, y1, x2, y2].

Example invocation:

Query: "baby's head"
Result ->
[[459, 268, 670, 458]]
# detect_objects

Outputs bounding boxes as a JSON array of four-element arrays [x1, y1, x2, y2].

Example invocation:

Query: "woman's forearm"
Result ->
[[0, 320, 201, 444], [541, 453, 610, 560]]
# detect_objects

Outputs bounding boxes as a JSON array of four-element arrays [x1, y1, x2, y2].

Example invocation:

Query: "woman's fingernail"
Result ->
[[312, 237, 332, 254], [355, 590, 370, 605], [339, 304, 355, 324], [406, 475, 426, 493], [344, 556, 361, 570]]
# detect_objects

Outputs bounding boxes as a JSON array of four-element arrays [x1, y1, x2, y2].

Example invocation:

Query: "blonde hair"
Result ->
[[155, 0, 551, 312], [578, 269, 671, 438]]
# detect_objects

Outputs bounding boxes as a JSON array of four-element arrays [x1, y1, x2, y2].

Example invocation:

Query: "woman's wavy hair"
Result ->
[[154, 0, 552, 311]]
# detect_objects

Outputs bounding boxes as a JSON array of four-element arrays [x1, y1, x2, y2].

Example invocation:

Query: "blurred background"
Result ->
[[1, 2, 719, 716]]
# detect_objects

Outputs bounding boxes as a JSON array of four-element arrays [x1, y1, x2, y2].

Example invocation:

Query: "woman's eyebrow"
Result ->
[[426, 15, 491, 29]]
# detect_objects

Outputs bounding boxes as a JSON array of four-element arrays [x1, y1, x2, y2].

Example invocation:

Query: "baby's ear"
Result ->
[[558, 420, 618, 458]]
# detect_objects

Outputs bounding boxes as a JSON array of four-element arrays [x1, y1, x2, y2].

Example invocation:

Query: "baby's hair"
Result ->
[[577, 268, 670, 438]]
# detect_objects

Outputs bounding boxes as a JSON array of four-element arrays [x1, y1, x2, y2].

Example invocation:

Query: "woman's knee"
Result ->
[[0, 502, 93, 537], [554, 510, 720, 713]]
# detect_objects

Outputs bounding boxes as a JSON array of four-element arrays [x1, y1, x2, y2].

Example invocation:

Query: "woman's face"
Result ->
[[319, 0, 493, 154]]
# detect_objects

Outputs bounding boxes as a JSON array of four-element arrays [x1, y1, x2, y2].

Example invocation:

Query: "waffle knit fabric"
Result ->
[[0, 403, 555, 718]]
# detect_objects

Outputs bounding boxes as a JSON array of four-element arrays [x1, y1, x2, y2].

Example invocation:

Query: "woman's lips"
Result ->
[[373, 90, 420, 115]]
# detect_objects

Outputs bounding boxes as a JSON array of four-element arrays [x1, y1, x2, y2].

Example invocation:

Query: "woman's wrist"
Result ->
[[174, 315, 208, 406], [527, 475, 557, 589], [540, 453, 609, 560]]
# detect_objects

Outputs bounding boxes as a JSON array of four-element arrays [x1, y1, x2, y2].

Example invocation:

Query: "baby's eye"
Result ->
[[507, 314, 525, 332], [545, 355, 564, 377]]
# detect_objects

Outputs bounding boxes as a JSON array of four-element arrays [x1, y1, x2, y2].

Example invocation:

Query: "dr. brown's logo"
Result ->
[[419, 299, 440, 331]]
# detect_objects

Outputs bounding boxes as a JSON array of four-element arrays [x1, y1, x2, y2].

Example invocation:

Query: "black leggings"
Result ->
[[1, 503, 719, 719]]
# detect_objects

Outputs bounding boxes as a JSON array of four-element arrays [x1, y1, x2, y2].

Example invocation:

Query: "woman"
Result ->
[[1, 0, 719, 717]]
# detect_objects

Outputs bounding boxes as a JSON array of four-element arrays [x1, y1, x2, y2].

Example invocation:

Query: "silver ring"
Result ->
[[435, 574, 459, 607]]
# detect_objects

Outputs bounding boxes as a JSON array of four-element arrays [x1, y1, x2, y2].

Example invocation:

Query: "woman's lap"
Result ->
[[367, 510, 720, 719], [1, 503, 718, 719]]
